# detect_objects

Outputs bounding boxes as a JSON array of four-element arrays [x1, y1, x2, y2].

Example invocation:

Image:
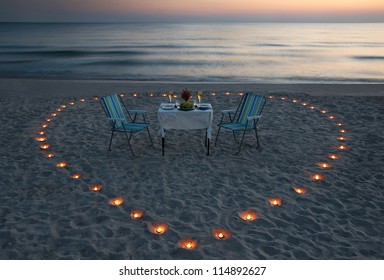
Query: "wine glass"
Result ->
[[197, 91, 203, 104]]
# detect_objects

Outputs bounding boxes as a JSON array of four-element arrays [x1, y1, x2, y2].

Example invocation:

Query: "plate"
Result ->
[[161, 104, 175, 110], [198, 104, 211, 110]]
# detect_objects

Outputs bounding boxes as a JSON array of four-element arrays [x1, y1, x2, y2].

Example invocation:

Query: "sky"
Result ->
[[0, 0, 383, 22]]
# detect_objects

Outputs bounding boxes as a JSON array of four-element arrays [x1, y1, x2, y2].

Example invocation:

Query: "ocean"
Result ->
[[0, 22, 383, 83]]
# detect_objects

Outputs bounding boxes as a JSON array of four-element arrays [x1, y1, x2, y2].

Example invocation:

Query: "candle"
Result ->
[[211, 92, 217, 96], [309, 106, 316, 110], [328, 115, 336, 119], [39, 144, 50, 150], [41, 123, 49, 128], [268, 198, 282, 206], [337, 144, 349, 150], [293, 187, 307, 194], [335, 122, 344, 127], [317, 162, 332, 169], [56, 108, 62, 112], [337, 136, 347, 141], [45, 118, 52, 122], [55, 162, 67, 168], [132, 93, 139, 97], [108, 196, 124, 206], [178, 238, 198, 250], [328, 154, 340, 160], [79, 98, 86, 102], [36, 131, 45, 135], [320, 110, 328, 114], [268, 95, 274, 99], [68, 101, 75, 105], [130, 208, 144, 220], [35, 136, 47, 142], [301, 102, 308, 106], [292, 99, 299, 103], [71, 173, 82, 179], [60, 105, 67, 109], [238, 92, 245, 96], [89, 184, 102, 192], [312, 174, 324, 181], [93, 96, 99, 100], [224, 92, 230, 95], [339, 129, 347, 133], [148, 93, 155, 97], [281, 97, 286, 100], [44, 153, 55, 158], [148, 222, 168, 235], [51, 113, 57, 117], [239, 209, 258, 221], [119, 93, 126, 98], [213, 228, 231, 240]]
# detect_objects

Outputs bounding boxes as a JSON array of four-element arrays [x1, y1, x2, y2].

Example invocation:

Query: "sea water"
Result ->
[[0, 22, 383, 83]]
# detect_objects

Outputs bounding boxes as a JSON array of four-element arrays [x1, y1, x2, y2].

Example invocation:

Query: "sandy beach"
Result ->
[[0, 78, 383, 260]]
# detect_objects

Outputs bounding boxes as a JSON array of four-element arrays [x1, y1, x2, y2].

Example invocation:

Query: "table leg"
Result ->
[[162, 137, 165, 156], [207, 139, 210, 156]]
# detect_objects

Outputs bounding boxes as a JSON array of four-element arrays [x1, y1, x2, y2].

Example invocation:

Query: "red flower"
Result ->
[[181, 88, 191, 101]]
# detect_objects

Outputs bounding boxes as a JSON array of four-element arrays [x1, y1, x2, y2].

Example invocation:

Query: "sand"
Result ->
[[0, 78, 383, 259]]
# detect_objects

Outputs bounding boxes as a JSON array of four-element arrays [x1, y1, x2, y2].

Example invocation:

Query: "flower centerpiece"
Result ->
[[179, 88, 194, 109]]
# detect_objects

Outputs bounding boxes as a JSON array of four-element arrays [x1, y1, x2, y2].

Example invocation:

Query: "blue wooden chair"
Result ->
[[100, 94, 152, 155], [215, 93, 266, 154]]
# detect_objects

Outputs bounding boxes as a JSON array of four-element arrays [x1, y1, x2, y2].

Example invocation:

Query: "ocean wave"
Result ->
[[352, 56, 384, 60]]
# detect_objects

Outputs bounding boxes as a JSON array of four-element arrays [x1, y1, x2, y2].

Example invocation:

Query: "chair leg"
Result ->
[[147, 127, 153, 146], [236, 130, 247, 155], [254, 126, 260, 149], [108, 130, 115, 151], [124, 130, 136, 156], [214, 126, 221, 146]]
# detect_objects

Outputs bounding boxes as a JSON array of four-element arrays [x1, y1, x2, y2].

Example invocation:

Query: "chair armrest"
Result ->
[[221, 109, 236, 114], [246, 115, 262, 121], [128, 109, 145, 114]]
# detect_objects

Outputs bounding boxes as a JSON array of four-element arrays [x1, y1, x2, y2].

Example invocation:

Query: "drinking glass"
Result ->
[[197, 91, 203, 103]]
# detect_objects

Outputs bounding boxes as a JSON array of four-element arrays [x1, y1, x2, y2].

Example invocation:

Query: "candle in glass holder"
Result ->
[[293, 187, 307, 194], [268, 198, 282, 206], [148, 222, 168, 235], [130, 208, 144, 220], [108, 196, 124, 206], [239, 209, 258, 221], [178, 238, 198, 250], [213, 228, 231, 240], [89, 184, 102, 192]]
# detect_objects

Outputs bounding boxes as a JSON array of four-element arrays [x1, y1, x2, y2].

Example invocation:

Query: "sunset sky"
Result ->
[[1, 0, 383, 22]]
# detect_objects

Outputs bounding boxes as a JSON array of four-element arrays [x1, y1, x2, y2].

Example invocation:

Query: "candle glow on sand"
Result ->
[[328, 154, 340, 160], [337, 136, 347, 141], [320, 110, 328, 114], [309, 106, 316, 110], [213, 228, 232, 240], [312, 174, 324, 181], [35, 136, 47, 142], [51, 113, 57, 117], [268, 198, 282, 206], [79, 98, 86, 102], [45, 118, 52, 122], [44, 153, 55, 158], [179, 238, 198, 250], [336, 122, 344, 126], [41, 123, 49, 128], [89, 184, 102, 192], [148, 222, 168, 234], [36, 131, 45, 135], [39, 144, 50, 150], [119, 93, 126, 98], [55, 162, 67, 168], [339, 129, 347, 133], [71, 173, 82, 179], [301, 102, 308, 106], [292, 99, 299, 103], [130, 208, 144, 220], [337, 144, 349, 150], [108, 197, 124, 206], [317, 162, 332, 169], [294, 187, 307, 194], [239, 209, 258, 221], [69, 101, 75, 105]]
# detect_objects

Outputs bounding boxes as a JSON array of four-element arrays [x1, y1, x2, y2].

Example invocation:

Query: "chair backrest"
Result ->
[[236, 93, 266, 127], [100, 94, 131, 129]]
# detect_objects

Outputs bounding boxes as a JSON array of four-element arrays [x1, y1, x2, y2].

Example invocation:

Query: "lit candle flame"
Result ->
[[328, 154, 340, 160], [41, 123, 49, 128], [148, 222, 168, 235], [328, 115, 336, 119], [268, 198, 282, 206], [213, 229, 231, 240], [69, 101, 75, 105], [337, 145, 349, 150], [39, 144, 50, 150], [339, 129, 347, 133], [309, 106, 316, 110], [130, 208, 144, 220], [45, 118, 52, 122], [268, 96, 274, 99], [55, 162, 67, 168], [108, 197, 124, 206], [337, 136, 347, 141], [320, 110, 328, 114], [79, 98, 85, 102], [292, 99, 299, 103], [336, 123, 344, 127], [312, 174, 324, 181], [317, 162, 332, 169], [239, 209, 258, 221], [35, 137, 47, 142], [71, 173, 81, 179], [301, 102, 308, 106], [36, 131, 45, 135], [89, 184, 102, 192], [294, 187, 307, 194], [51, 113, 57, 117], [44, 153, 55, 158], [60, 105, 66, 108], [178, 238, 198, 250]]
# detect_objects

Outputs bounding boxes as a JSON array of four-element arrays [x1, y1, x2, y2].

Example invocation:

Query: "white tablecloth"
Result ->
[[158, 103, 213, 138]]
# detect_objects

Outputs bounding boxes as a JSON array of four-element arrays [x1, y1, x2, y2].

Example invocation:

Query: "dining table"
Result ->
[[158, 103, 213, 155]]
